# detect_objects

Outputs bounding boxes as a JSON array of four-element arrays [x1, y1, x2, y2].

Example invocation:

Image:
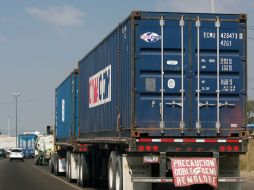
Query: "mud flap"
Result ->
[[122, 155, 152, 190], [218, 155, 241, 190]]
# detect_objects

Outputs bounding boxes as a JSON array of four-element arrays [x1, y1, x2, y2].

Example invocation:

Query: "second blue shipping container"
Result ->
[[55, 70, 79, 142]]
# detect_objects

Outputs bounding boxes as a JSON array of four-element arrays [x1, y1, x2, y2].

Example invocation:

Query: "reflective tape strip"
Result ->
[[137, 138, 241, 143], [152, 139, 161, 142], [132, 177, 173, 183], [183, 139, 196, 143], [132, 177, 245, 183], [161, 138, 174, 143], [227, 139, 242, 143], [174, 139, 183, 142], [218, 177, 246, 183], [205, 139, 217, 143], [137, 138, 152, 143], [196, 139, 205, 142]]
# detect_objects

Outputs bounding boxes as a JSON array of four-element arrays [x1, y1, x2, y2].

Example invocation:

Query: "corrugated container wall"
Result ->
[[55, 70, 79, 142], [79, 11, 247, 138]]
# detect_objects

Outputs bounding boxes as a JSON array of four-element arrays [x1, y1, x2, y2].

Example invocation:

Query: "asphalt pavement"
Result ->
[[0, 157, 253, 190], [0, 158, 95, 190]]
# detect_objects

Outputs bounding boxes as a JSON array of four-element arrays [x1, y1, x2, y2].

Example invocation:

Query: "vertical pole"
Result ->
[[8, 116, 10, 136], [211, 0, 215, 13], [13, 93, 20, 148], [160, 16, 165, 134], [16, 96, 18, 148]]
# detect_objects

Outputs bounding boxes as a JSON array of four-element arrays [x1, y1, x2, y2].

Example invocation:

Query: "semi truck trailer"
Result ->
[[18, 133, 37, 158], [50, 11, 248, 190]]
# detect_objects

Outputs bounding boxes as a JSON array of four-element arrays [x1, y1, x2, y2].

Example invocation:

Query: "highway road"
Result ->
[[0, 158, 253, 190], [0, 158, 99, 190]]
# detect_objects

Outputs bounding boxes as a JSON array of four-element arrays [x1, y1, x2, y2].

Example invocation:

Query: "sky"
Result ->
[[0, 0, 253, 135]]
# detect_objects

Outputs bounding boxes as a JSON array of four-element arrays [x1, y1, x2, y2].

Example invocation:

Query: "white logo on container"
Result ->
[[62, 99, 65, 122], [140, 32, 161, 43], [168, 79, 175, 89], [167, 60, 178, 65]]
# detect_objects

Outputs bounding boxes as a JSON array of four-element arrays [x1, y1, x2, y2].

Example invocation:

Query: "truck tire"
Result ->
[[80, 153, 90, 187], [35, 158, 39, 165], [54, 154, 60, 176], [50, 161, 54, 173], [108, 151, 117, 190], [66, 152, 70, 180], [90, 151, 102, 187], [39, 158, 42, 165], [77, 154, 81, 185], [115, 155, 123, 190]]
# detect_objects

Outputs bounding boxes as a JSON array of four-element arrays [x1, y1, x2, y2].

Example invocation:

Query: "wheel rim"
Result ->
[[115, 166, 120, 190], [109, 163, 113, 188], [77, 158, 80, 183], [68, 161, 71, 179], [80, 159, 83, 183], [66, 157, 68, 176]]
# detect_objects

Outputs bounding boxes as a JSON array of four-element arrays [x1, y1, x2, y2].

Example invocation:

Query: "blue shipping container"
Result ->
[[79, 11, 247, 137], [18, 134, 37, 158], [55, 70, 79, 142]]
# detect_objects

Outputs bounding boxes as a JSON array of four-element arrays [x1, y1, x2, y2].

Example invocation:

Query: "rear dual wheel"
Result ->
[[50, 161, 54, 173], [53, 154, 60, 176], [108, 151, 123, 190], [115, 155, 123, 190], [66, 151, 75, 182], [78, 153, 90, 187]]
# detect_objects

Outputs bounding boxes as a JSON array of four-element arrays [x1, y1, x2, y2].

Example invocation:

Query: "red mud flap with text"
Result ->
[[131, 157, 246, 186], [171, 158, 217, 188]]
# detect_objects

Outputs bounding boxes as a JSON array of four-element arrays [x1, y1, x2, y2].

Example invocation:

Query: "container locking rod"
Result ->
[[215, 17, 221, 134], [179, 16, 185, 134], [160, 16, 165, 134], [195, 17, 201, 134]]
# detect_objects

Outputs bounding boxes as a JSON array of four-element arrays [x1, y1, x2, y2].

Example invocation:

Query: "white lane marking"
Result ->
[[28, 161, 84, 190]]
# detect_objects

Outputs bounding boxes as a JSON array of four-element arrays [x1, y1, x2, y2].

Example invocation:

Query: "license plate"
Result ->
[[143, 155, 159, 163]]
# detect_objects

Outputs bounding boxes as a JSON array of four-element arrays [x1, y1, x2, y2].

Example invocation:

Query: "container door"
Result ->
[[134, 14, 246, 137], [191, 16, 246, 136], [135, 16, 190, 136]]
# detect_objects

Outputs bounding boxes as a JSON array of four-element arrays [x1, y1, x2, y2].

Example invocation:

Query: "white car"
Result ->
[[9, 148, 24, 161]]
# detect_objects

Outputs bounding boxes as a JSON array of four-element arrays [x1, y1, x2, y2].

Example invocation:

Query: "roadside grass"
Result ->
[[240, 138, 254, 171]]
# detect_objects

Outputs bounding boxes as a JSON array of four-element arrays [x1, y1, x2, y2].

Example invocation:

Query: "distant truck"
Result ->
[[50, 11, 248, 190], [18, 133, 37, 158], [34, 134, 54, 165]]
